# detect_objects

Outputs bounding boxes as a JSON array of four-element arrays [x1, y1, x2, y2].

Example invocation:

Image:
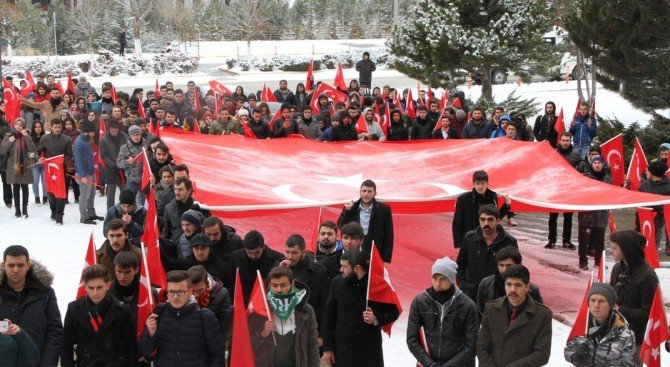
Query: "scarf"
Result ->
[[11, 131, 27, 176], [195, 283, 211, 308], [267, 286, 304, 321], [588, 311, 615, 345]]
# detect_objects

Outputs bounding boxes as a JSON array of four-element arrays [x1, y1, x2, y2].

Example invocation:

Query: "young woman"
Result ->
[[63, 117, 81, 203], [295, 83, 308, 111], [63, 91, 74, 109], [259, 102, 271, 124], [234, 85, 245, 101], [30, 121, 47, 205], [0, 118, 36, 218], [72, 96, 88, 121]]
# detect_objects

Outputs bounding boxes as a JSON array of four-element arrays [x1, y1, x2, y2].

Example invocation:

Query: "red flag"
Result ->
[[137, 245, 156, 340], [432, 108, 447, 131], [110, 85, 118, 104], [261, 84, 277, 103], [20, 71, 36, 98], [194, 90, 201, 114], [597, 251, 605, 283], [76, 233, 98, 299], [393, 92, 402, 113], [334, 62, 347, 91], [306, 59, 314, 92], [554, 108, 566, 146], [231, 269, 256, 367], [154, 79, 161, 99], [626, 138, 648, 191], [54, 81, 64, 96], [192, 120, 201, 134], [140, 149, 152, 195], [638, 207, 661, 269], [381, 102, 391, 137], [406, 90, 416, 119], [416, 326, 431, 367], [308, 207, 323, 253], [208, 80, 232, 95], [268, 108, 283, 133], [355, 114, 368, 135], [664, 205, 670, 241], [450, 97, 462, 109], [608, 212, 617, 233], [241, 122, 257, 139], [247, 270, 273, 320], [137, 99, 147, 118], [640, 286, 669, 367], [309, 82, 347, 115], [600, 133, 625, 186], [214, 93, 220, 117], [141, 188, 167, 289], [66, 72, 75, 94], [366, 243, 402, 335], [45, 155, 67, 199], [567, 273, 593, 340], [3, 78, 20, 122], [427, 85, 434, 100], [438, 91, 449, 111]]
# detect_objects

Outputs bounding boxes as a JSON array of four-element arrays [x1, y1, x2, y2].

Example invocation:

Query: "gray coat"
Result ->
[[116, 137, 146, 184], [99, 131, 128, 186], [564, 311, 636, 367], [36, 132, 73, 159], [0, 134, 36, 184]]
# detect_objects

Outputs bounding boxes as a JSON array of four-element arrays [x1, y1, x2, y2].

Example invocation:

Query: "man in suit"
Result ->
[[338, 179, 394, 263]]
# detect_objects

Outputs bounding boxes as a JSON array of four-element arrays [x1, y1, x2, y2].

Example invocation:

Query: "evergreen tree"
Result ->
[[565, 0, 670, 111], [387, 0, 551, 101]]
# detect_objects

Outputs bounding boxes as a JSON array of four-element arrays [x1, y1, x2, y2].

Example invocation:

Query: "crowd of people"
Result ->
[[0, 52, 669, 366]]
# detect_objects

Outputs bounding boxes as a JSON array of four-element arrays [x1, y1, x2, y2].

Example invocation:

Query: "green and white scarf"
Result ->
[[267, 287, 305, 321]]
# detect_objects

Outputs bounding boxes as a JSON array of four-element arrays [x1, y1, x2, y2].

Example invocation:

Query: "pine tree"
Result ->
[[565, 0, 670, 111], [387, 0, 550, 101]]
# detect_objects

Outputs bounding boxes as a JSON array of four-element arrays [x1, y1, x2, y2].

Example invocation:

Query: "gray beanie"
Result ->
[[181, 209, 205, 228], [128, 125, 142, 136], [588, 282, 617, 307], [431, 257, 458, 284]]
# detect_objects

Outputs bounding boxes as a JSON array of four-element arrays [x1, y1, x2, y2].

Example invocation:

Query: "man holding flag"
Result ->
[[323, 249, 399, 367], [407, 257, 479, 367], [249, 266, 320, 367], [564, 282, 636, 366], [37, 118, 72, 225]]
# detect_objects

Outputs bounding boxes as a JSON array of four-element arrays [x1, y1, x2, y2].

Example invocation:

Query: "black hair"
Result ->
[[341, 248, 369, 269], [472, 170, 489, 183], [361, 179, 376, 191], [268, 266, 294, 282], [478, 204, 500, 218], [502, 264, 530, 284], [166, 270, 191, 284], [3, 245, 30, 262], [113, 251, 140, 269], [340, 222, 364, 239], [285, 234, 306, 250], [82, 264, 111, 283], [496, 247, 522, 264], [244, 230, 265, 249], [319, 220, 338, 233], [174, 177, 193, 191], [187, 265, 208, 284]]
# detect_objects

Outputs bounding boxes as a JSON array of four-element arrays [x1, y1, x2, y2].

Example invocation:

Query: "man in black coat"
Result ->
[[410, 106, 434, 140], [229, 230, 284, 304], [452, 170, 511, 249], [338, 179, 394, 263], [36, 118, 72, 224], [322, 222, 365, 281], [533, 101, 558, 147], [99, 120, 128, 209], [0, 245, 63, 367], [323, 249, 399, 367], [407, 257, 479, 367], [61, 265, 137, 366], [456, 204, 518, 301], [139, 270, 223, 366], [202, 216, 243, 264], [329, 111, 358, 141], [276, 234, 329, 344], [545, 132, 582, 250], [187, 265, 232, 353], [355, 52, 376, 89], [109, 251, 158, 325], [161, 177, 210, 243]]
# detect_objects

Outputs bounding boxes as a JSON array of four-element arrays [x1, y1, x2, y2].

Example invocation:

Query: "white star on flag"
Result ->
[[51, 175, 57, 181]]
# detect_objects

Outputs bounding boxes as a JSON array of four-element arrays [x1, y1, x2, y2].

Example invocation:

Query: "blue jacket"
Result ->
[[73, 133, 95, 177], [104, 204, 147, 246], [569, 114, 597, 146]]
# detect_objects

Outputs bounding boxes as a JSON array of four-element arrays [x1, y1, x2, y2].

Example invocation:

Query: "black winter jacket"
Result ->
[[407, 287, 479, 367], [452, 188, 510, 248], [411, 117, 434, 140], [387, 120, 409, 141], [138, 302, 223, 367], [230, 247, 284, 304], [461, 120, 494, 139], [99, 131, 128, 186], [338, 198, 394, 263], [610, 261, 659, 345], [534, 114, 558, 147], [330, 123, 358, 141], [60, 295, 137, 367]]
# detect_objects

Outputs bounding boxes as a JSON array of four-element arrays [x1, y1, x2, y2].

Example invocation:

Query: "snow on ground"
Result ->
[[2, 193, 670, 365]]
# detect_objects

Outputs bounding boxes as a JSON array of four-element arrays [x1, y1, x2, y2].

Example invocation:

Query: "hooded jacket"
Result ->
[[330, 113, 358, 141], [0, 261, 63, 367], [74, 82, 97, 100], [117, 136, 146, 184], [452, 188, 511, 248], [564, 310, 636, 367]]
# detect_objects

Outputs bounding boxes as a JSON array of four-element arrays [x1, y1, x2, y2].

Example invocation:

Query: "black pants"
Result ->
[[48, 193, 66, 217], [548, 212, 573, 242], [12, 184, 28, 213], [120, 43, 126, 56], [578, 226, 606, 266], [66, 175, 80, 201], [0, 170, 12, 205]]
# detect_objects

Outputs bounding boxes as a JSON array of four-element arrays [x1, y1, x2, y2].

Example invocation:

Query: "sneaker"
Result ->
[[507, 218, 518, 227], [544, 241, 556, 249], [579, 263, 589, 270], [42, 196, 48, 204], [90, 215, 104, 221], [80, 219, 97, 225], [563, 241, 576, 250], [35, 197, 41, 205]]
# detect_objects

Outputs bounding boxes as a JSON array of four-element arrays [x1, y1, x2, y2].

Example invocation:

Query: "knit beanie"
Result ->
[[119, 190, 135, 205], [648, 159, 668, 177], [190, 233, 213, 248], [588, 282, 618, 307], [128, 125, 142, 136], [590, 155, 606, 166], [431, 257, 458, 284], [181, 209, 204, 227]]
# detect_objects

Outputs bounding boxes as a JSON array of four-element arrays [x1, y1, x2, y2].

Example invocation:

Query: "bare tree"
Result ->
[[222, 0, 274, 55], [71, 0, 108, 54], [113, 0, 155, 56]]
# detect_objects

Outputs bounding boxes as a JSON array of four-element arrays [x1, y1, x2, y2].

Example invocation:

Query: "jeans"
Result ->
[[574, 143, 591, 159], [78, 175, 97, 221], [548, 212, 573, 243], [32, 164, 46, 198]]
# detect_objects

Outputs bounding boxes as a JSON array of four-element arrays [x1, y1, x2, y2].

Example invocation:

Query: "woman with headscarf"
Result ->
[[0, 118, 36, 218], [30, 121, 47, 205]]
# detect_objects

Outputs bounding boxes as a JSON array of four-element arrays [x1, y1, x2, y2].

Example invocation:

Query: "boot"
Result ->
[[35, 197, 41, 205], [42, 196, 48, 205], [55, 215, 63, 225], [22, 206, 28, 219], [14, 208, 21, 218]]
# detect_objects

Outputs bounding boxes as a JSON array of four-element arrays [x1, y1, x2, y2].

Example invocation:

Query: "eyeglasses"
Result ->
[[166, 290, 187, 297]]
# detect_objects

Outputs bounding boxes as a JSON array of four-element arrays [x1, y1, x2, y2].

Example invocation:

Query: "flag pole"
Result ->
[[365, 242, 375, 309], [585, 271, 594, 336], [256, 270, 277, 346], [141, 244, 155, 307]]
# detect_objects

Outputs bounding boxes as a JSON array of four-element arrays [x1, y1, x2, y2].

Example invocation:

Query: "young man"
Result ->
[[116, 125, 146, 208], [461, 107, 494, 139], [564, 282, 636, 366], [477, 265, 552, 366], [176, 209, 205, 260], [161, 177, 210, 243], [230, 230, 284, 303], [0, 245, 63, 366], [187, 265, 231, 354], [61, 265, 137, 366], [277, 234, 329, 345], [110, 251, 158, 324], [456, 204, 518, 302], [321, 222, 365, 281], [411, 106, 433, 140], [36, 118, 72, 224], [104, 190, 147, 247], [250, 267, 320, 366], [609, 230, 659, 350], [476, 247, 543, 316], [74, 122, 103, 225], [570, 102, 598, 158], [355, 51, 376, 89], [312, 220, 343, 263], [272, 104, 300, 138], [139, 270, 223, 366], [338, 179, 394, 263], [546, 132, 581, 250], [407, 257, 479, 366], [97, 219, 142, 282], [323, 249, 399, 367], [452, 170, 511, 248], [533, 101, 558, 148], [202, 216, 243, 264], [100, 120, 129, 209], [577, 156, 612, 270]]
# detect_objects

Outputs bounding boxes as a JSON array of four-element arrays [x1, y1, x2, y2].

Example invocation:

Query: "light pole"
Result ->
[[0, 36, 8, 102]]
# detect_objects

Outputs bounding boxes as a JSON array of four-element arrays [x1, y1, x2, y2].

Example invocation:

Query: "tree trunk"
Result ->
[[480, 66, 493, 102], [134, 18, 142, 57], [246, 39, 251, 56]]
